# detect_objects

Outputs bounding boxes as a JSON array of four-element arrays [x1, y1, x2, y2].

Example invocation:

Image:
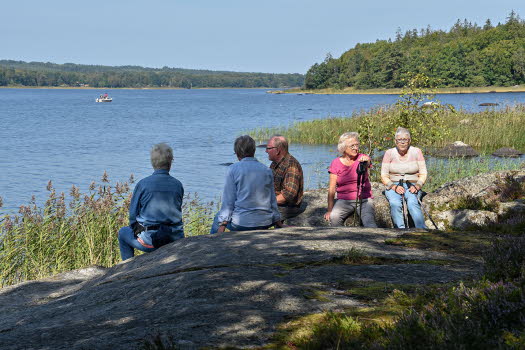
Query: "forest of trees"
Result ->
[[0, 61, 304, 88], [305, 12, 525, 89]]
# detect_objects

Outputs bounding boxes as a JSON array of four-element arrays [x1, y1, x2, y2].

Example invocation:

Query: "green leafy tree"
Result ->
[[357, 73, 452, 157]]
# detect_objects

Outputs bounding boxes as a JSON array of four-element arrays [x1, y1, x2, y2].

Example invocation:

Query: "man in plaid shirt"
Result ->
[[266, 135, 306, 221]]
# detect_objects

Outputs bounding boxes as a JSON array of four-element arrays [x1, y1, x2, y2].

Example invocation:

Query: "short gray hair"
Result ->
[[270, 135, 289, 153], [150, 143, 173, 170], [395, 127, 411, 140], [337, 132, 359, 154], [234, 135, 255, 158]]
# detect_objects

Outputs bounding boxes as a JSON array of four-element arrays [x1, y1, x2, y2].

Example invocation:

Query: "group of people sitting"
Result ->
[[118, 127, 428, 261]]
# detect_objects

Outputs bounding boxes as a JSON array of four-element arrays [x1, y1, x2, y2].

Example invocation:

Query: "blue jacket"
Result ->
[[129, 169, 184, 245]]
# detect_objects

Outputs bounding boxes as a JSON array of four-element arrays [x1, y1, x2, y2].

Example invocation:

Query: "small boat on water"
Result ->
[[96, 93, 112, 102]]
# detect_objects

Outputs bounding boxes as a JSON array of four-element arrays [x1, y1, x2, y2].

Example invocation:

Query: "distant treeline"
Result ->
[[305, 11, 525, 89], [0, 60, 304, 88]]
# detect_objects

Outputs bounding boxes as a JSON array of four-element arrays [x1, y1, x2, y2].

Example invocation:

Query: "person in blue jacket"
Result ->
[[118, 143, 184, 260]]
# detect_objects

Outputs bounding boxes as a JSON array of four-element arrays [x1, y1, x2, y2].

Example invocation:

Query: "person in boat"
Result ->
[[103, 93, 108, 98], [324, 132, 377, 227], [210, 135, 283, 234], [266, 135, 306, 222], [381, 127, 428, 229], [117, 143, 184, 260]]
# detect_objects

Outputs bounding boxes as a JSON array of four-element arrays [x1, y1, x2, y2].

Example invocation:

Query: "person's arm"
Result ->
[[324, 173, 338, 221], [128, 182, 142, 227], [407, 148, 428, 194], [217, 169, 236, 227], [278, 162, 302, 205], [380, 150, 393, 188], [416, 148, 427, 189]]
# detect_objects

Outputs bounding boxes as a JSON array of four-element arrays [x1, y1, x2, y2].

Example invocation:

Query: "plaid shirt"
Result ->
[[270, 153, 304, 206]]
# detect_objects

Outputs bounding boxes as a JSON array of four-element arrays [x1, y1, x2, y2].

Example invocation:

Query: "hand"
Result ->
[[392, 185, 405, 194], [360, 155, 370, 162], [274, 220, 285, 228], [324, 211, 331, 222], [217, 225, 226, 233], [409, 185, 419, 194]]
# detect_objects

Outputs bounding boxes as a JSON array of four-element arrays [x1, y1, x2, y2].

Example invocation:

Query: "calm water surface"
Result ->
[[1, 88, 524, 211]]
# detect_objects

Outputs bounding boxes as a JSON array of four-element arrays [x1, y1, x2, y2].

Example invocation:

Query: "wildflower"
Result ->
[[4, 216, 13, 230], [70, 185, 80, 199], [0, 196, 3, 208], [129, 174, 135, 184], [46, 180, 53, 191], [89, 181, 96, 191], [101, 170, 109, 183], [57, 192, 66, 218]]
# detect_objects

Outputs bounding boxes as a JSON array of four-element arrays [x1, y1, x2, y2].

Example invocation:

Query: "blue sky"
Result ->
[[2, 0, 524, 74]]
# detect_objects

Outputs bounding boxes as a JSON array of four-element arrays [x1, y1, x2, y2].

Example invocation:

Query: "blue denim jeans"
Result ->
[[118, 226, 156, 260], [209, 213, 272, 234], [385, 183, 427, 229]]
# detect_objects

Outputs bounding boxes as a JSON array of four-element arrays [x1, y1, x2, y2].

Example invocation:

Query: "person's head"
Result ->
[[337, 132, 360, 158], [150, 143, 173, 170], [394, 127, 412, 152], [266, 135, 289, 162], [234, 135, 256, 160]]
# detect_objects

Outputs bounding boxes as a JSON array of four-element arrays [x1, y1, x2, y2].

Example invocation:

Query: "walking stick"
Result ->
[[354, 161, 368, 227], [353, 168, 362, 226], [398, 179, 409, 228]]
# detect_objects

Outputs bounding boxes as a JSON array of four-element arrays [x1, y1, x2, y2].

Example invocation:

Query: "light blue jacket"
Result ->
[[218, 157, 281, 227]]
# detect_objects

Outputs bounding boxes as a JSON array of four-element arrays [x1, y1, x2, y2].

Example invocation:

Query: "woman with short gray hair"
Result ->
[[117, 143, 184, 260], [324, 132, 377, 227], [381, 127, 428, 228]]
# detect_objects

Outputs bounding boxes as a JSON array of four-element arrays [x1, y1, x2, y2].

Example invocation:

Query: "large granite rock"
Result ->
[[434, 210, 498, 230], [492, 147, 523, 158], [0, 228, 475, 350], [433, 141, 479, 158]]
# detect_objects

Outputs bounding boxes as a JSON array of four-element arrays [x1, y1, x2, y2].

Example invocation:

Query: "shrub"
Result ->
[[385, 280, 525, 350], [0, 173, 214, 287], [483, 236, 525, 282]]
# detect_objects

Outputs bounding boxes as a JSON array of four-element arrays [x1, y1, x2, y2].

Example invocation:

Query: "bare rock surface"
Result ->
[[0, 227, 477, 350], [492, 147, 523, 158], [434, 209, 498, 230]]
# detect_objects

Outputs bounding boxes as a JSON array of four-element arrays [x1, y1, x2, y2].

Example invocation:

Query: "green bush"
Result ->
[[483, 236, 525, 282]]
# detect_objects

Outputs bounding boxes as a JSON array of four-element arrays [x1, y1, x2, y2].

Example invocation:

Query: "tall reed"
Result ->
[[250, 104, 525, 155], [0, 173, 214, 287]]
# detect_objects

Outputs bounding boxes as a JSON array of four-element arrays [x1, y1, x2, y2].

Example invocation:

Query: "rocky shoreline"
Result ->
[[0, 170, 523, 349]]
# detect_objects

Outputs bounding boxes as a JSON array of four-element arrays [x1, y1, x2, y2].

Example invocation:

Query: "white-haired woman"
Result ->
[[324, 132, 377, 227], [118, 143, 185, 260], [381, 127, 428, 229]]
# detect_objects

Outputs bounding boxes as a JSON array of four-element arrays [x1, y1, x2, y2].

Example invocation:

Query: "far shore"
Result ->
[[269, 85, 525, 95], [0, 85, 296, 90]]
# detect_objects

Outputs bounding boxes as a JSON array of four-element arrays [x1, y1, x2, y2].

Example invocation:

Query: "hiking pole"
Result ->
[[353, 166, 362, 227], [398, 179, 409, 228], [357, 161, 368, 225], [353, 160, 368, 226], [405, 181, 438, 230]]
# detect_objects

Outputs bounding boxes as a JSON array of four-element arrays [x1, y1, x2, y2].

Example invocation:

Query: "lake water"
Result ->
[[1, 88, 524, 212]]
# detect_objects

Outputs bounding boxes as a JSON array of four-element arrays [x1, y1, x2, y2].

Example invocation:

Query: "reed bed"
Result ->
[[0, 173, 214, 287], [250, 104, 525, 155]]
